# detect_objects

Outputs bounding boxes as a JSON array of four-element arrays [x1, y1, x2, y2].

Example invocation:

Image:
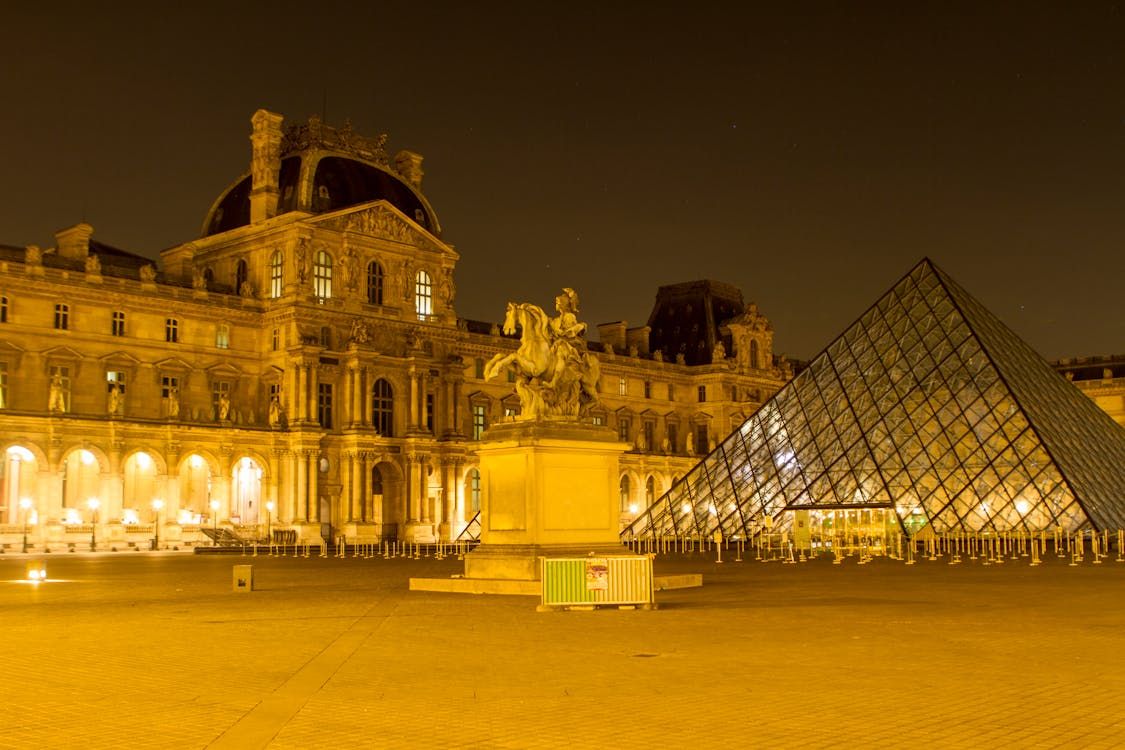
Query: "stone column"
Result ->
[[350, 452, 363, 523], [361, 452, 373, 522], [295, 451, 307, 522], [351, 366, 363, 427], [419, 369, 430, 432], [307, 365, 319, 425], [307, 451, 319, 523], [362, 370, 374, 429], [408, 366, 419, 430], [268, 449, 281, 519], [295, 364, 307, 422]]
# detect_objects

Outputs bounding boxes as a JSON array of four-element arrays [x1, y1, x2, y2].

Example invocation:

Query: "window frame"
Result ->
[[415, 270, 432, 320]]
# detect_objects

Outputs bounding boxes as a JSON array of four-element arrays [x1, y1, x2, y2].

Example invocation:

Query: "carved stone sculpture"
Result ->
[[483, 288, 600, 420], [440, 268, 455, 306], [25, 245, 42, 266], [192, 269, 207, 290], [48, 373, 66, 412], [107, 382, 121, 415], [268, 394, 286, 428], [218, 392, 231, 421], [239, 281, 254, 298], [685, 429, 695, 455], [165, 387, 180, 418], [349, 317, 370, 345], [295, 238, 310, 283], [86, 254, 102, 275], [140, 264, 157, 283]]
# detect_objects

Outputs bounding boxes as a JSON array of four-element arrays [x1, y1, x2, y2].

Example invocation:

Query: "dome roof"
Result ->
[[203, 119, 440, 238]]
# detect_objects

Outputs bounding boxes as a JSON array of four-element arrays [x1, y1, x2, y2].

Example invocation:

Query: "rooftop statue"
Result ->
[[484, 288, 600, 420]]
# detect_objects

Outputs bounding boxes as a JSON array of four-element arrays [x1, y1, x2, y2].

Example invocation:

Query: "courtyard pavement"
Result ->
[[1, 547, 1124, 749]]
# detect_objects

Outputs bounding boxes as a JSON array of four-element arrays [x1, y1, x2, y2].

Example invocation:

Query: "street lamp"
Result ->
[[19, 497, 32, 553], [151, 498, 164, 550], [265, 500, 275, 543], [87, 497, 100, 551], [210, 499, 220, 545]]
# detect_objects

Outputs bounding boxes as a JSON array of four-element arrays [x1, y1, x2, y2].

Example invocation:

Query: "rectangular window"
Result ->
[[472, 404, 486, 440], [696, 425, 709, 455], [470, 471, 482, 513], [667, 383, 674, 401], [49, 365, 71, 412], [425, 393, 435, 433], [0, 361, 7, 408], [54, 304, 69, 330], [618, 377, 627, 396], [643, 422, 655, 452], [474, 358, 485, 379], [643, 381, 651, 399], [106, 371, 126, 394], [667, 423, 678, 453], [617, 416, 630, 443], [216, 323, 230, 349], [317, 383, 333, 428], [161, 376, 179, 399], [698, 385, 706, 402], [165, 318, 179, 343], [271, 328, 280, 351], [592, 414, 605, 426], [111, 311, 125, 337], [211, 380, 230, 417], [0, 295, 7, 323], [319, 326, 331, 348]]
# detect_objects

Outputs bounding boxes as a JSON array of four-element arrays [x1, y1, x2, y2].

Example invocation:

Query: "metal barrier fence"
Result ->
[[234, 539, 480, 560], [622, 528, 1125, 567]]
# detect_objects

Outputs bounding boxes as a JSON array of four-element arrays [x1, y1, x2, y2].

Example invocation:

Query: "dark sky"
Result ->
[[2, 2, 1123, 361]]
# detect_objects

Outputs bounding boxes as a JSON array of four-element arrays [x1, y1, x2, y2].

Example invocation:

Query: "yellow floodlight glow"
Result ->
[[7, 445, 34, 461], [87, 497, 100, 511], [19, 497, 32, 511], [80, 450, 95, 465], [628, 503, 639, 514], [135, 452, 151, 469], [190, 454, 204, 469], [151, 498, 164, 511], [1016, 499, 1030, 515]]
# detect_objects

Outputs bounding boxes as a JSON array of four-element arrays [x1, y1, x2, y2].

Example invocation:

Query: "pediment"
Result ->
[[154, 356, 194, 373], [466, 389, 492, 403], [99, 351, 141, 367], [0, 339, 25, 365], [41, 345, 85, 361], [205, 362, 244, 378], [312, 203, 458, 259]]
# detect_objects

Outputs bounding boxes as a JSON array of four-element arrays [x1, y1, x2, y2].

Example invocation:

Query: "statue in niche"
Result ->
[[685, 429, 695, 456], [483, 288, 600, 420], [661, 435, 671, 454], [349, 317, 370, 345], [218, 392, 231, 421], [239, 281, 254, 298], [339, 249, 358, 292], [675, 352, 686, 365], [48, 373, 66, 412], [140, 264, 157, 283], [25, 245, 42, 265], [107, 382, 122, 415], [192, 268, 207, 291], [269, 393, 286, 428], [635, 431, 647, 452], [165, 387, 180, 418], [440, 268, 455, 306], [712, 341, 726, 361], [295, 238, 311, 283], [85, 254, 101, 274], [653, 349, 664, 363], [400, 260, 413, 301]]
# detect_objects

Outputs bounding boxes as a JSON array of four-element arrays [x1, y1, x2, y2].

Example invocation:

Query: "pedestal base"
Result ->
[[464, 542, 630, 581]]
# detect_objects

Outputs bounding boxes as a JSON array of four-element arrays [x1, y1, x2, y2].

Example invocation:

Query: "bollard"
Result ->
[[1030, 535, 1041, 566], [1118, 530, 1124, 563], [1070, 533, 1082, 566], [905, 536, 915, 565]]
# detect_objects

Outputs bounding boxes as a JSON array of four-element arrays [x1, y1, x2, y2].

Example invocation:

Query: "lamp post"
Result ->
[[19, 497, 32, 553], [210, 499, 220, 546], [87, 497, 100, 551], [265, 500, 275, 544], [151, 498, 164, 550]]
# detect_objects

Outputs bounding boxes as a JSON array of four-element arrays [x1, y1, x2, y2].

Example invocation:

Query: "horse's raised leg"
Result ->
[[483, 352, 511, 381]]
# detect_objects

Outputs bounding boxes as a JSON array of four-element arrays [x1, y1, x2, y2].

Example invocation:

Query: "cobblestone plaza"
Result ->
[[3, 552, 1124, 749]]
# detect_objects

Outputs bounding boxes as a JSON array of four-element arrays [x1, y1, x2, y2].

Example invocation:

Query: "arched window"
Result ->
[[415, 270, 432, 320], [314, 250, 333, 301], [372, 378, 394, 437], [235, 259, 248, 293], [619, 475, 631, 513], [367, 261, 384, 305], [269, 250, 283, 298], [371, 465, 383, 495], [750, 339, 760, 370], [645, 475, 656, 504]]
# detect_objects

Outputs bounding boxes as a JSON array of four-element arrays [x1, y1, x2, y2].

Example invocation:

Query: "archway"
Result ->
[[178, 453, 213, 525], [122, 452, 159, 518], [372, 461, 403, 540], [61, 448, 102, 523], [1, 445, 38, 525], [232, 456, 263, 524]]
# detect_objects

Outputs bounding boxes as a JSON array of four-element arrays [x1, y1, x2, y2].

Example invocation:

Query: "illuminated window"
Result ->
[[269, 250, 283, 298], [367, 261, 384, 305], [645, 475, 656, 504], [619, 475, 631, 512], [216, 323, 230, 349], [0, 362, 7, 408], [161, 376, 178, 399], [372, 378, 393, 436], [618, 378, 627, 396], [317, 383, 333, 429], [271, 327, 280, 351], [592, 413, 605, 426], [211, 381, 230, 417], [111, 311, 125, 336], [235, 259, 248, 292], [54, 304, 69, 330], [314, 250, 333, 301], [469, 468, 481, 513], [503, 406, 517, 418], [0, 295, 7, 323], [643, 422, 655, 452], [425, 393, 435, 433], [415, 270, 432, 320], [165, 318, 179, 343], [472, 404, 487, 440], [106, 371, 126, 398]]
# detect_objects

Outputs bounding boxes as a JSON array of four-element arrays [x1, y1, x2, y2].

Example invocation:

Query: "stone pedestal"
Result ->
[[462, 419, 630, 581]]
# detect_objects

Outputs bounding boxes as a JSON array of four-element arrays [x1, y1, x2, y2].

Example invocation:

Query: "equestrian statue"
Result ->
[[484, 288, 601, 420]]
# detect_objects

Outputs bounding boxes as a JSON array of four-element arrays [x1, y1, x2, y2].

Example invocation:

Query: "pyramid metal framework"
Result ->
[[624, 259, 1125, 539]]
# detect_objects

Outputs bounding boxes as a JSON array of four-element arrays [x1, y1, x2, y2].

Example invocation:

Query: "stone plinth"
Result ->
[[462, 419, 630, 581]]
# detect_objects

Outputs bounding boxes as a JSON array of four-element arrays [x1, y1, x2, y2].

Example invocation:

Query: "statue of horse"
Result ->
[[484, 301, 600, 420]]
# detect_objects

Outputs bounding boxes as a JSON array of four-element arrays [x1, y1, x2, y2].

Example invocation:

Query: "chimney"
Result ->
[[597, 321, 628, 352], [625, 326, 651, 357], [55, 223, 94, 260], [249, 109, 284, 223], [394, 150, 425, 189]]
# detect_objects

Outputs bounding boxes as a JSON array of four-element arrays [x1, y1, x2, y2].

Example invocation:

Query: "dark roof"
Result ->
[[646, 280, 745, 366]]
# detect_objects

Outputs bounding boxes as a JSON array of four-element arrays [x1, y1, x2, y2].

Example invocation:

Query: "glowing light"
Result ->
[[1016, 499, 1030, 515], [122, 508, 139, 525], [681, 502, 691, 515], [64, 508, 81, 525], [135, 452, 151, 469], [210, 500, 220, 511], [87, 497, 100, 511], [628, 503, 639, 514], [266, 501, 275, 513], [151, 498, 164, 512], [26, 563, 47, 582], [708, 504, 717, 516], [19, 497, 31, 511], [7, 445, 33, 461], [80, 450, 95, 466], [190, 454, 204, 469]]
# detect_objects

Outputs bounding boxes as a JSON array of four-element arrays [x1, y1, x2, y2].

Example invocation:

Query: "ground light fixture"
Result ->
[[266, 500, 275, 542], [210, 499, 220, 544], [87, 497, 100, 551]]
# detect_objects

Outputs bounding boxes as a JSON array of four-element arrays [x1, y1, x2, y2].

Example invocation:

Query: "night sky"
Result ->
[[2, 3, 1123, 361]]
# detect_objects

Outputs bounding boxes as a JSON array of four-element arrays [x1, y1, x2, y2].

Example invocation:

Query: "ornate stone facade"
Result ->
[[0, 110, 792, 551]]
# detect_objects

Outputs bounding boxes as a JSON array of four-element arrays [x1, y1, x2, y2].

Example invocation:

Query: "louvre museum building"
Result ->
[[0, 110, 791, 552]]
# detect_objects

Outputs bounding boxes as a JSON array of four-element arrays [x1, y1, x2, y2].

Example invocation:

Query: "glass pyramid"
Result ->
[[624, 259, 1125, 539]]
